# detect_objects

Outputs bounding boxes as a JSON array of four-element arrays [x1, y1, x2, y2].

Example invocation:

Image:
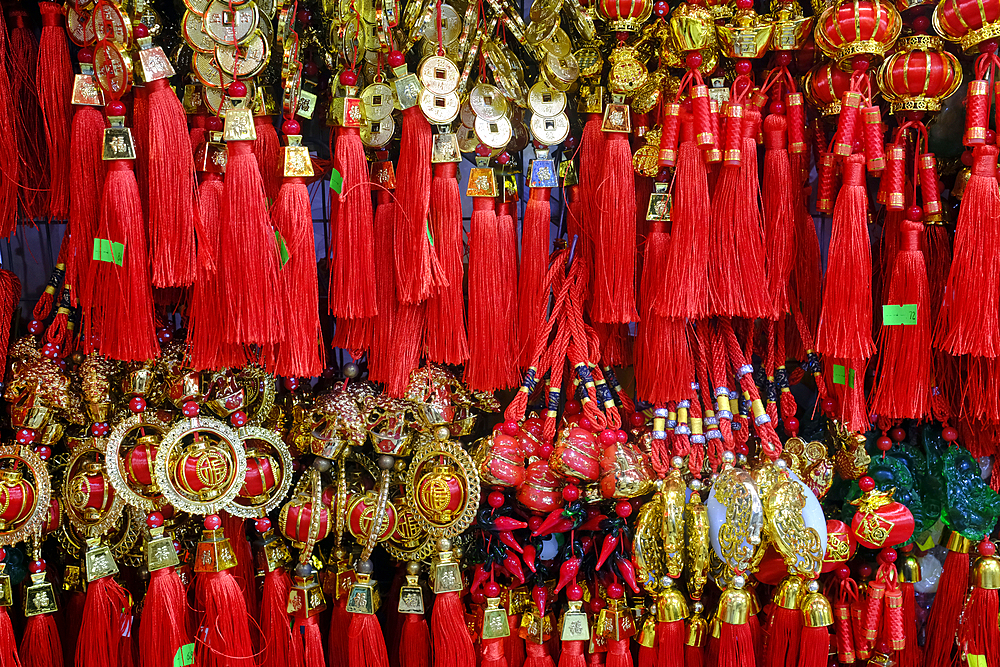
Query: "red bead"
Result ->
[[685, 52, 703, 70], [562, 484, 580, 502], [284, 377, 300, 391], [157, 328, 172, 343], [147, 512, 164, 528], [979, 539, 996, 557], [628, 412, 645, 428], [877, 436, 892, 452], [225, 396, 241, 411], [475, 143, 491, 158], [615, 500, 632, 518], [41, 343, 58, 360], [27, 320, 42, 334], [911, 14, 930, 33], [206, 116, 223, 132], [488, 491, 505, 508], [90, 422, 109, 437], [734, 59, 752, 75], [578, 417, 592, 431], [567, 583, 583, 601], [606, 582, 624, 599], [858, 476, 876, 492], [204, 514, 223, 530], [129, 396, 146, 414], [0, 548, 6, 561], [769, 101, 785, 115], [942, 426, 959, 442], [590, 595, 606, 611], [983, 39, 999, 54], [388, 50, 406, 68], [523, 418, 544, 436], [734, 442, 749, 456], [907, 205, 923, 222], [28, 559, 45, 574], [890, 427, 906, 442], [256, 517, 272, 533], [962, 150, 974, 167], [78, 47, 94, 64], [282, 119, 301, 135], [527, 516, 542, 532], [133, 23, 149, 38], [836, 565, 850, 580], [484, 581, 500, 598], [775, 52, 792, 67], [564, 400, 582, 415], [538, 443, 553, 458], [821, 398, 836, 414], [182, 401, 200, 417], [339, 70, 358, 87], [471, 591, 486, 604], [653, 0, 668, 16], [231, 411, 248, 427], [880, 548, 897, 564], [599, 430, 617, 446], [228, 81, 248, 98], [615, 430, 628, 443], [502, 420, 520, 437], [858, 563, 873, 578], [852, 56, 870, 72], [497, 152, 511, 165], [106, 100, 127, 117], [296, 7, 312, 24], [784, 417, 799, 436], [16, 428, 35, 445], [985, 129, 996, 145], [302, 61, 319, 77], [735, 0, 753, 8], [34, 445, 51, 460]]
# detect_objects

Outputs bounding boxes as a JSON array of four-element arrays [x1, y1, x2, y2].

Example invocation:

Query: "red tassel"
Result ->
[[394, 107, 437, 304], [9, 8, 48, 221], [816, 154, 874, 361], [329, 596, 350, 667], [636, 223, 693, 403], [68, 103, 105, 301], [139, 568, 188, 667], [432, 592, 475, 667], [294, 617, 326, 667], [331, 316, 373, 356], [592, 128, 637, 324], [133, 85, 150, 216], [272, 176, 323, 378], [716, 622, 754, 667], [193, 570, 255, 667], [483, 638, 508, 667], [708, 108, 771, 319], [253, 115, 282, 203], [654, 123, 710, 320], [923, 224, 951, 330], [221, 137, 284, 345], [329, 125, 377, 320], [525, 641, 554, 667], [0, 606, 19, 667], [761, 114, 796, 314], [897, 582, 922, 667], [82, 158, 159, 361], [426, 161, 468, 365], [348, 612, 390, 667], [467, 195, 518, 392], [684, 644, 703, 667], [146, 78, 197, 288], [400, 613, 430, 667], [960, 553, 1000, 667], [518, 186, 551, 366], [654, 621, 683, 667], [872, 217, 931, 419], [190, 114, 206, 154], [557, 641, 584, 667], [0, 270, 20, 371], [0, 15, 18, 235], [21, 614, 62, 667], [36, 2, 72, 221], [76, 576, 132, 667], [795, 626, 829, 667], [369, 188, 400, 385], [221, 514, 258, 626], [604, 639, 630, 667], [935, 145, 1000, 356], [922, 545, 970, 667], [762, 602, 801, 666], [259, 568, 293, 667], [578, 114, 606, 270]]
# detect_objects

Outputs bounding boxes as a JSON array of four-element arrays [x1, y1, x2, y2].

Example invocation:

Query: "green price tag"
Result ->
[[173, 643, 195, 667], [92, 239, 125, 266], [968, 655, 988, 667], [832, 364, 845, 385], [883, 304, 918, 325], [848, 368, 856, 389], [330, 168, 343, 194], [425, 220, 435, 247], [274, 231, 290, 267], [111, 242, 125, 266]]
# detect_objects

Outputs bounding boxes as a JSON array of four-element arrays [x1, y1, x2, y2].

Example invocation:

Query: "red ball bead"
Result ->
[[836, 565, 850, 580], [775, 52, 792, 67], [562, 484, 580, 502], [606, 582, 624, 599], [880, 548, 897, 564], [942, 426, 959, 442], [16, 428, 35, 445], [231, 411, 248, 427], [206, 116, 223, 132], [784, 417, 799, 436], [497, 152, 511, 165], [27, 320, 42, 334], [488, 491, 505, 508], [653, 0, 668, 16], [28, 559, 45, 574], [567, 583, 583, 601], [734, 59, 752, 75], [858, 476, 876, 492], [983, 38, 999, 54], [78, 47, 94, 64], [133, 23, 149, 38], [735, 0, 753, 8], [296, 7, 312, 24], [852, 56, 870, 72], [962, 150, 974, 167], [537, 443, 553, 458], [502, 421, 520, 437], [686, 52, 703, 70], [527, 516, 542, 532], [284, 377, 300, 391], [523, 418, 544, 436], [877, 435, 892, 452], [986, 129, 996, 145], [106, 100, 127, 117], [907, 205, 923, 222], [615, 500, 632, 518], [129, 396, 146, 414], [302, 61, 319, 77], [90, 422, 109, 437], [734, 442, 749, 456], [182, 401, 200, 417], [769, 101, 785, 115], [616, 430, 628, 443], [628, 412, 645, 428], [0, 548, 6, 561], [578, 417, 593, 431], [228, 81, 248, 98], [256, 517, 272, 533], [979, 539, 996, 557], [34, 445, 51, 461], [890, 427, 906, 442], [821, 398, 836, 414], [858, 563, 873, 578], [147, 512, 164, 528], [204, 514, 223, 530], [484, 581, 501, 597], [282, 119, 301, 135], [388, 50, 406, 68], [471, 590, 486, 604], [599, 430, 617, 446], [565, 400, 582, 415]]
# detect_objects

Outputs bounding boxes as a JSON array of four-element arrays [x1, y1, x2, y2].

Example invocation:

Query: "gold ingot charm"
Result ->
[[560, 600, 590, 641], [482, 596, 511, 639], [432, 132, 462, 163], [596, 600, 635, 641], [103, 118, 136, 161], [24, 573, 59, 617], [283, 136, 314, 178], [146, 528, 181, 572], [72, 69, 104, 107], [288, 574, 327, 619], [398, 574, 425, 614], [84, 539, 119, 583], [0, 570, 12, 607], [256, 529, 292, 575], [466, 164, 498, 198], [432, 552, 463, 594], [138, 43, 176, 83], [346, 573, 380, 615], [194, 528, 238, 573], [223, 98, 257, 142], [601, 103, 631, 133]]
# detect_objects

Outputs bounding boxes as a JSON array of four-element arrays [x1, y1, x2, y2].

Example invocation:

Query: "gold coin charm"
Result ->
[[360, 115, 396, 148], [215, 31, 270, 78], [469, 83, 508, 121], [457, 124, 479, 152], [361, 82, 396, 121], [540, 27, 572, 58], [202, 0, 259, 46], [418, 88, 460, 123], [527, 82, 567, 117], [418, 55, 460, 95], [529, 112, 570, 145], [474, 116, 513, 149]]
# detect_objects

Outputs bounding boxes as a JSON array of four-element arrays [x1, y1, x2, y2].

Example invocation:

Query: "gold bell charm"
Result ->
[[398, 562, 425, 614], [346, 560, 381, 616], [194, 514, 238, 573], [146, 519, 181, 573], [287, 562, 327, 619], [24, 549, 58, 617], [561, 598, 591, 642], [83, 537, 119, 583], [482, 594, 512, 640]]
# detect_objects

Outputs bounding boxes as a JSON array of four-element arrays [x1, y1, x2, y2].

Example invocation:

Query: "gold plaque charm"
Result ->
[[196, 135, 228, 173], [528, 155, 558, 189], [346, 573, 380, 614], [24, 573, 59, 617], [398, 572, 425, 614], [467, 162, 498, 198], [223, 97, 257, 142], [137, 43, 176, 83], [601, 102, 631, 133], [103, 118, 137, 161], [432, 550, 463, 594], [288, 573, 327, 618], [83, 539, 119, 583], [482, 596, 511, 639], [561, 600, 590, 641], [646, 183, 672, 222], [0, 569, 12, 607], [146, 528, 181, 572], [194, 528, 238, 573], [72, 66, 104, 107], [394, 73, 423, 110], [283, 136, 314, 178], [432, 131, 462, 163]]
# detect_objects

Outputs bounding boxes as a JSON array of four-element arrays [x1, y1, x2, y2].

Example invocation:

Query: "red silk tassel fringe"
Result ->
[[293, 617, 326, 667], [9, 9, 48, 221], [762, 604, 801, 667], [0, 15, 18, 235], [221, 514, 258, 626], [259, 568, 293, 667], [761, 113, 796, 315], [139, 568, 188, 667], [898, 583, 921, 667], [0, 605, 19, 667], [36, 2, 72, 221], [482, 638, 508, 667], [348, 613, 390, 667], [193, 571, 255, 667], [431, 592, 475, 667], [253, 115, 282, 203], [592, 130, 637, 324], [524, 641, 554, 667], [426, 162, 468, 365], [922, 548, 970, 667], [0, 270, 21, 373], [21, 614, 62, 667], [76, 576, 132, 667], [393, 107, 437, 304], [655, 621, 683, 667], [68, 104, 105, 300], [518, 187, 551, 366], [604, 639, 631, 667], [369, 189, 400, 386], [961, 585, 999, 666], [557, 641, 585, 667], [790, 155, 823, 339], [795, 625, 829, 667], [400, 613, 430, 667], [716, 621, 754, 667]]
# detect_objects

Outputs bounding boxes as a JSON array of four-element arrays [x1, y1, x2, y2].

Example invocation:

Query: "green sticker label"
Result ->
[[848, 368, 856, 389], [111, 242, 124, 266], [425, 220, 435, 247], [330, 168, 343, 194], [274, 231, 290, 267], [832, 364, 845, 385], [92, 239, 124, 266], [173, 643, 195, 667], [883, 304, 918, 325]]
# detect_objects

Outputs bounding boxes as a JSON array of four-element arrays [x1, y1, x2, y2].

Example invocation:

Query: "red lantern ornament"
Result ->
[[849, 479, 915, 548], [822, 519, 857, 572], [550, 426, 603, 482]]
